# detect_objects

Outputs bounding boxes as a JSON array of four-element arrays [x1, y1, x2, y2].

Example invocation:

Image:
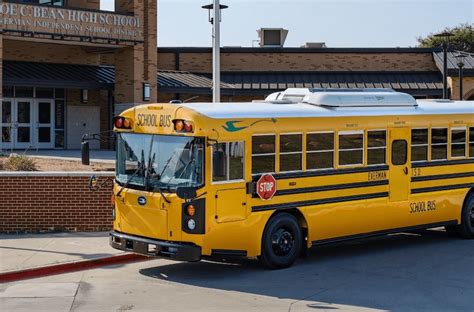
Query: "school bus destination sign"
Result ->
[[0, 2, 143, 43]]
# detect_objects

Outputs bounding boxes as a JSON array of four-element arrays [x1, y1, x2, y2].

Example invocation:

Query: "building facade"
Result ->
[[156, 47, 474, 103], [1, 0, 157, 150], [1, 1, 472, 151]]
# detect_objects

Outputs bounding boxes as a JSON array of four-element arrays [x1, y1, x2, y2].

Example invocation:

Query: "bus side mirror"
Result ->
[[176, 187, 197, 200], [212, 150, 225, 178], [81, 141, 90, 165]]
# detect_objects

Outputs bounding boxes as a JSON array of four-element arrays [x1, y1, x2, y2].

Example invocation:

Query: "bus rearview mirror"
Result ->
[[81, 141, 90, 165], [176, 187, 197, 200]]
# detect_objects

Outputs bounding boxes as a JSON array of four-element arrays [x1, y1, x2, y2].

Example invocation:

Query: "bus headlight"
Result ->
[[187, 219, 196, 230]]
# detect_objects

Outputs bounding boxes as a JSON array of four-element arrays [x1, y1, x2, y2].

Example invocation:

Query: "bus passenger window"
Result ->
[[306, 132, 334, 170], [451, 128, 467, 158], [431, 128, 448, 160], [469, 127, 474, 158], [367, 130, 386, 165], [392, 140, 407, 165], [338, 131, 364, 166], [411, 129, 428, 162], [212, 142, 244, 182], [279, 133, 302, 172], [252, 135, 276, 174]]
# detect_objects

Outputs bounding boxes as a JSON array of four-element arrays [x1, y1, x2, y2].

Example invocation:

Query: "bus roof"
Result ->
[[179, 100, 473, 120]]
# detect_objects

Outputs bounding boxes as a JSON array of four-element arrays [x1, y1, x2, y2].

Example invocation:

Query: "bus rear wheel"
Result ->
[[446, 193, 474, 239], [260, 213, 302, 269]]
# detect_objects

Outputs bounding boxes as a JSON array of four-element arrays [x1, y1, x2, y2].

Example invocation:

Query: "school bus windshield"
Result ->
[[116, 133, 204, 191]]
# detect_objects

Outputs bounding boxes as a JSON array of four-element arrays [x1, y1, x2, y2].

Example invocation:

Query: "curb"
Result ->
[[0, 254, 149, 283]]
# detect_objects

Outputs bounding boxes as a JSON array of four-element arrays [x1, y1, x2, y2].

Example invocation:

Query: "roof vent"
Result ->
[[263, 88, 418, 107], [302, 42, 327, 48], [257, 28, 289, 47]]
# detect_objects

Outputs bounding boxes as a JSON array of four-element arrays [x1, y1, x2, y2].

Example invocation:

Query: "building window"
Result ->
[[338, 131, 364, 166], [367, 130, 386, 165], [431, 128, 448, 160], [20, 1, 66, 6], [252, 135, 275, 174], [279, 133, 302, 172], [306, 132, 334, 170], [212, 142, 245, 182], [411, 128, 429, 162], [469, 127, 474, 158], [451, 128, 467, 159]]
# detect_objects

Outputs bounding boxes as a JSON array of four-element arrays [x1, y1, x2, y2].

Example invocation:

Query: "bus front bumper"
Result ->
[[109, 231, 201, 262]]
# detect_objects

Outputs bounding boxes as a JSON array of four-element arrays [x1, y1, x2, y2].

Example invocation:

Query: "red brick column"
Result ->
[[0, 173, 114, 233]]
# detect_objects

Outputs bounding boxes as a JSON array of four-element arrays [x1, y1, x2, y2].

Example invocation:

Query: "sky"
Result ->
[[101, 0, 473, 48]]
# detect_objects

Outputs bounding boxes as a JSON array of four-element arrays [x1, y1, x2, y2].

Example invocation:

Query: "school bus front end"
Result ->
[[108, 104, 266, 262]]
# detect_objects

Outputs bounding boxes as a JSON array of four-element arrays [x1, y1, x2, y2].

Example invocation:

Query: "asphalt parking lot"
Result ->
[[1, 229, 473, 312]]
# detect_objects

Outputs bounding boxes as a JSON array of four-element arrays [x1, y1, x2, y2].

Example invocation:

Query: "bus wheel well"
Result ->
[[270, 209, 309, 247], [464, 188, 474, 208]]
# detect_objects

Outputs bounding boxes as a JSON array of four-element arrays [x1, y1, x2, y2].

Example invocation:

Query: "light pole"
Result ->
[[202, 1, 228, 104], [454, 52, 468, 100], [434, 32, 454, 99]]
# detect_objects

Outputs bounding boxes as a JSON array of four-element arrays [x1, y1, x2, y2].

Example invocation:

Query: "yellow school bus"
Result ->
[[105, 88, 474, 269]]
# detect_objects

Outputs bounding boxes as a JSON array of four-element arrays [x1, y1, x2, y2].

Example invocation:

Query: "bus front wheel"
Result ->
[[259, 213, 302, 269]]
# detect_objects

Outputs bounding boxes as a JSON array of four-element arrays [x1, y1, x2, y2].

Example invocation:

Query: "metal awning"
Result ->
[[3, 61, 115, 90], [3, 61, 443, 97], [218, 71, 444, 96], [433, 52, 474, 76]]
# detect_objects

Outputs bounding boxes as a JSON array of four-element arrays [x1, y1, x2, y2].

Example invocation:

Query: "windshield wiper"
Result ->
[[145, 152, 171, 204], [116, 151, 145, 197]]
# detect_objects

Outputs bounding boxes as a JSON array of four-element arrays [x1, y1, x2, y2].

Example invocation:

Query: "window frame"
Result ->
[[306, 130, 335, 171], [366, 129, 387, 166], [468, 126, 474, 159], [430, 127, 448, 161], [411, 127, 429, 163], [251, 133, 276, 176], [279, 132, 303, 173], [338, 130, 365, 168], [450, 127, 467, 160], [211, 141, 246, 185], [392, 139, 408, 166]]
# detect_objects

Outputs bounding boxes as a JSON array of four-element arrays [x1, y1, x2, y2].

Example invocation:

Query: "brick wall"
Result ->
[[0, 173, 114, 233], [158, 51, 439, 73]]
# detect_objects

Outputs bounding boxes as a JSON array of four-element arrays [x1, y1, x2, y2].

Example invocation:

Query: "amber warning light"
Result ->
[[173, 119, 193, 133], [113, 117, 132, 129]]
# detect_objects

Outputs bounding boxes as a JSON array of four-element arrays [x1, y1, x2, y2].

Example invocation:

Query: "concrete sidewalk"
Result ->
[[0, 232, 123, 273]]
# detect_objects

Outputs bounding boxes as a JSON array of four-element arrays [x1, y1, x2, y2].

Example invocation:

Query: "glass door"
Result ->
[[13, 99, 34, 150], [1, 100, 14, 150], [36, 100, 55, 149]]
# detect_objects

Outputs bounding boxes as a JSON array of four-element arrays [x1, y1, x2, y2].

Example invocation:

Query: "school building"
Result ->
[[1, 1, 472, 151]]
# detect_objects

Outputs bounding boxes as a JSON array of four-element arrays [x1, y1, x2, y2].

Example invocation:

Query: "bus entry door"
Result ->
[[388, 128, 411, 202]]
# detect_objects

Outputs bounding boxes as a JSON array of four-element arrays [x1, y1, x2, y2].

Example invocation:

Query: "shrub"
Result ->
[[4, 155, 37, 171]]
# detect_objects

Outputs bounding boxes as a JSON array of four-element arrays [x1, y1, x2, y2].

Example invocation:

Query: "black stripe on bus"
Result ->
[[275, 180, 389, 196], [411, 172, 474, 182], [253, 165, 389, 181], [411, 183, 474, 194], [211, 249, 247, 257], [412, 158, 474, 168], [252, 192, 389, 212], [312, 220, 458, 246]]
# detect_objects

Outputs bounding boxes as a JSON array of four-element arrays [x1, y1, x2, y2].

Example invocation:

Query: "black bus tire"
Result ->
[[259, 213, 302, 270], [457, 193, 474, 239]]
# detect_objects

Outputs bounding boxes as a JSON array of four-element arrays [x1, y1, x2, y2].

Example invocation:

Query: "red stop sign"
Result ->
[[256, 174, 277, 200]]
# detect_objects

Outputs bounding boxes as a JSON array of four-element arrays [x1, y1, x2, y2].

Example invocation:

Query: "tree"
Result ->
[[417, 24, 473, 53]]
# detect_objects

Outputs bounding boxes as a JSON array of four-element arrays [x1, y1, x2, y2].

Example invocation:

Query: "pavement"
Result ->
[[0, 229, 473, 311], [2, 150, 115, 164], [0, 232, 123, 273]]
